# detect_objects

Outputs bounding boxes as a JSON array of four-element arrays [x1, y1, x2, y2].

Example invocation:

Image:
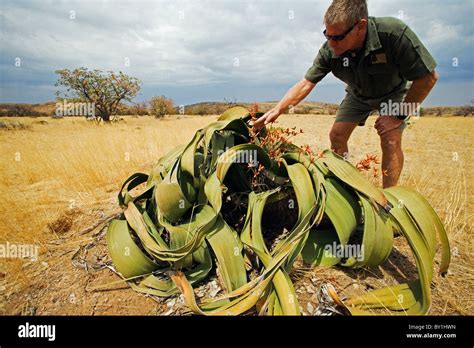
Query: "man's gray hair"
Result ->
[[324, 0, 368, 28]]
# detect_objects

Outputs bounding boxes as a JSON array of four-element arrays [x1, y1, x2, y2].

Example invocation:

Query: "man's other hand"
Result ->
[[374, 115, 404, 136], [252, 107, 281, 130]]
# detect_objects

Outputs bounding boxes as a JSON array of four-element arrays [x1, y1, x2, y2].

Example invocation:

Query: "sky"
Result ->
[[1, 0, 473, 106]]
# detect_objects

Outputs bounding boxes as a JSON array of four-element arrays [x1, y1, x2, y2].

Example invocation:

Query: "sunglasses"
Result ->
[[323, 21, 359, 41]]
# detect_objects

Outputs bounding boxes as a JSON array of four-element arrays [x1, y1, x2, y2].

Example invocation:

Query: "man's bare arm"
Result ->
[[403, 69, 439, 105], [253, 78, 316, 129], [375, 70, 439, 135]]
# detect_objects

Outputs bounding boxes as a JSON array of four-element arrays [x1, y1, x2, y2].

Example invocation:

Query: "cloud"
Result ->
[[0, 0, 472, 105]]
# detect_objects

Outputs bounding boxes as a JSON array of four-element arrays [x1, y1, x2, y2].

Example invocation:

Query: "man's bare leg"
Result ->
[[380, 129, 404, 188], [329, 121, 358, 157]]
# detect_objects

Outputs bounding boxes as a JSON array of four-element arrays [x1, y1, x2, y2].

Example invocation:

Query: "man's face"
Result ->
[[325, 20, 367, 56]]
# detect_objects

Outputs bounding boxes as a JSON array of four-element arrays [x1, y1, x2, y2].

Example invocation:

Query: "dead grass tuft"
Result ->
[[47, 208, 82, 235]]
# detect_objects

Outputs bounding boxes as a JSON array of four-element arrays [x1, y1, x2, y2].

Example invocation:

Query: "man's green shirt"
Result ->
[[304, 16, 437, 100]]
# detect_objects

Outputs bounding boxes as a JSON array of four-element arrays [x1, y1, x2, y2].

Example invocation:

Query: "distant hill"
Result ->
[[0, 102, 57, 117], [0, 100, 472, 117], [180, 101, 340, 115]]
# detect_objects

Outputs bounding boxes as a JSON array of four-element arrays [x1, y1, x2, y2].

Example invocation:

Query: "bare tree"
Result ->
[[55, 67, 141, 122], [131, 101, 149, 116]]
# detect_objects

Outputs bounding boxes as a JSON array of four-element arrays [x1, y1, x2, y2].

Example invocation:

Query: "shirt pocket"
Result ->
[[365, 63, 399, 98], [367, 63, 392, 75]]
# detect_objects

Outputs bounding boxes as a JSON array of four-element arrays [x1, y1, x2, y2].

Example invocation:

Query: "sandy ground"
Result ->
[[1, 114, 472, 315]]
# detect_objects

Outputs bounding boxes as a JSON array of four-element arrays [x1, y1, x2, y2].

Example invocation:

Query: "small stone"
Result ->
[[307, 302, 314, 314], [209, 280, 220, 297], [166, 298, 176, 308], [306, 285, 315, 294], [163, 308, 174, 316]]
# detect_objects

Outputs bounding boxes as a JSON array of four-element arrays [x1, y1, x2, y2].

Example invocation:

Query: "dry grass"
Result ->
[[0, 115, 215, 312], [0, 114, 472, 315]]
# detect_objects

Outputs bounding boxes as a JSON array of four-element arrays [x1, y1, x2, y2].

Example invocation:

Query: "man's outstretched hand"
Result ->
[[252, 107, 281, 130]]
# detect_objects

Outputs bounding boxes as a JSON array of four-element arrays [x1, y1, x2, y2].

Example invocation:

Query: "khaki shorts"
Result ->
[[336, 90, 411, 131]]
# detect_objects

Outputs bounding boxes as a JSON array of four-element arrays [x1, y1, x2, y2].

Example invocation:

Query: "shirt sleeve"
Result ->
[[392, 25, 437, 81], [304, 43, 332, 84]]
